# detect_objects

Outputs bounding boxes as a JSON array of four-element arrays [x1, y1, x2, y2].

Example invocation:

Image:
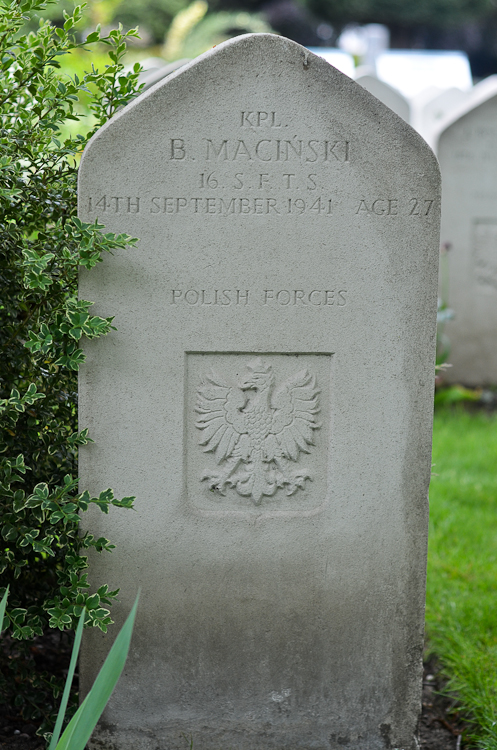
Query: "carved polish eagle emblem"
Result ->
[[195, 358, 321, 505]]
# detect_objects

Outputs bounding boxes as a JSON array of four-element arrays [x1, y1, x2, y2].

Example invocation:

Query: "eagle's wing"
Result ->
[[195, 372, 247, 463], [268, 369, 320, 461]]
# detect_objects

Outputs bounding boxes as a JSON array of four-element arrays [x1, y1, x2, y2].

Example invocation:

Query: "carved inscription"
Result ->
[[197, 138, 350, 163], [170, 108, 350, 164], [87, 196, 140, 213], [452, 124, 497, 164], [195, 357, 321, 505], [86, 112, 435, 221], [86, 195, 436, 218], [171, 289, 347, 306], [198, 172, 324, 190], [240, 110, 282, 127], [172, 290, 250, 305], [153, 196, 332, 215], [355, 198, 435, 216]]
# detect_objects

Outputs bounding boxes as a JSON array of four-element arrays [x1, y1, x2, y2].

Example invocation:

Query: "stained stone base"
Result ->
[[87, 720, 419, 750]]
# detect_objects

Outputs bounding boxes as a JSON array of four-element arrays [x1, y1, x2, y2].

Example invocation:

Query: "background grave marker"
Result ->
[[355, 70, 410, 121], [435, 78, 497, 384]]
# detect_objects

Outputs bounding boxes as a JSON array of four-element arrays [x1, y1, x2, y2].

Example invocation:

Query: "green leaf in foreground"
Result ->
[[49, 610, 85, 750], [55, 593, 139, 750], [0, 587, 8, 632]]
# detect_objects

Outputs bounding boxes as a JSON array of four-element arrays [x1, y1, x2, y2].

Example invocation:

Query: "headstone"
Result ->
[[361, 24, 389, 71], [355, 69, 410, 122], [434, 76, 497, 384], [376, 50, 472, 99], [337, 24, 389, 72], [410, 86, 468, 146], [306, 47, 355, 78], [336, 26, 367, 59], [138, 58, 191, 92], [78, 33, 440, 750]]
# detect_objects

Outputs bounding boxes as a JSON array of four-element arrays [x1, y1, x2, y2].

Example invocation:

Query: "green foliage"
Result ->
[[53, 593, 138, 750], [162, 0, 272, 60], [49, 597, 85, 750], [114, 0, 191, 45], [1, 589, 138, 750], [0, 0, 141, 730], [427, 409, 497, 748], [306, 0, 495, 30], [27, 0, 198, 46], [434, 383, 481, 407]]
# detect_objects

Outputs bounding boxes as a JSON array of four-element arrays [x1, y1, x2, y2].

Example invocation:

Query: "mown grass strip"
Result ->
[[427, 409, 497, 749]]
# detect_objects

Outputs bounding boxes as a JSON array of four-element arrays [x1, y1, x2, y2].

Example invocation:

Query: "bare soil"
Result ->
[[419, 656, 469, 750]]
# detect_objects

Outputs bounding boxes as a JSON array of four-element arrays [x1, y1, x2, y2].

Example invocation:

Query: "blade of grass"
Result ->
[[56, 592, 139, 750], [49, 610, 85, 750], [0, 587, 9, 632]]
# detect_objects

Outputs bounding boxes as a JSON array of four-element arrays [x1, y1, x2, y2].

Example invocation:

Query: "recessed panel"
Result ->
[[186, 352, 332, 515]]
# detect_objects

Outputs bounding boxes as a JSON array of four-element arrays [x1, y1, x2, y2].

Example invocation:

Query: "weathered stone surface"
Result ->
[[138, 58, 191, 92], [78, 33, 440, 750], [435, 77, 497, 384]]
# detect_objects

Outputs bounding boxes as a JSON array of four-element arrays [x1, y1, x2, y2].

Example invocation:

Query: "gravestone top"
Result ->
[[361, 24, 389, 70], [306, 46, 355, 77], [138, 58, 191, 92], [78, 33, 440, 750], [432, 75, 497, 150]]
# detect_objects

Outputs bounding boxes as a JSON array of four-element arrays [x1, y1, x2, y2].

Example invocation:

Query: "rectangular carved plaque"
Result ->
[[186, 352, 332, 516]]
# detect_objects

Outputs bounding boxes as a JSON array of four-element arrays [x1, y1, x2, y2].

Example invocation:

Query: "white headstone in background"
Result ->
[[307, 47, 355, 78], [377, 50, 472, 99], [468, 73, 497, 100], [355, 70, 410, 121], [79, 33, 440, 750], [336, 24, 389, 72], [362, 24, 389, 70], [411, 86, 468, 145], [434, 76, 497, 384]]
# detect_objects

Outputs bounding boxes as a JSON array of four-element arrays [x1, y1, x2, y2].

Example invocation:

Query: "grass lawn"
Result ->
[[427, 408, 497, 749]]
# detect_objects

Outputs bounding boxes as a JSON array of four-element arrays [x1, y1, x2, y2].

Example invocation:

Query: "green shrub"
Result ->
[[0, 0, 141, 730]]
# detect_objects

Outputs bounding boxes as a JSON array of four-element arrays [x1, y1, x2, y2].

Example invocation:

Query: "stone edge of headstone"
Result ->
[[78, 32, 440, 188], [139, 58, 191, 92]]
